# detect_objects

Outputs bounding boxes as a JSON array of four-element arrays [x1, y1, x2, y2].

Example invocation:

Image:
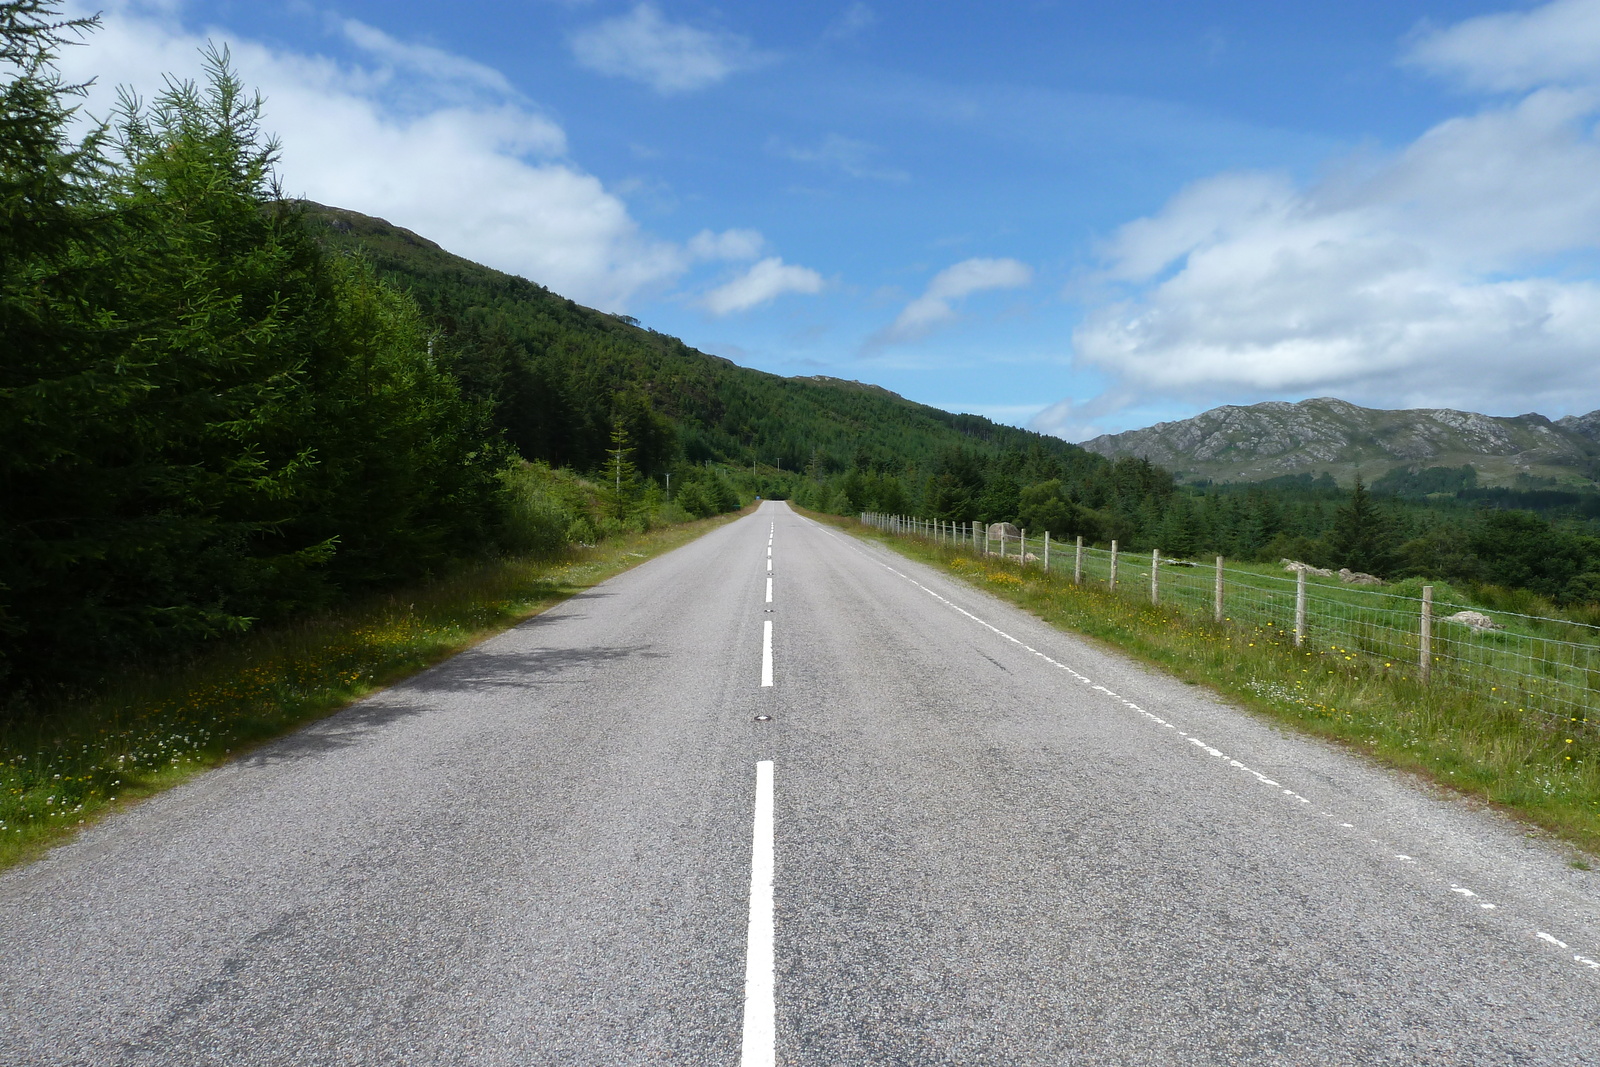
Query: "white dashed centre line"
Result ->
[[761, 620, 773, 688], [765, 577, 773, 603], [739, 760, 776, 1067]]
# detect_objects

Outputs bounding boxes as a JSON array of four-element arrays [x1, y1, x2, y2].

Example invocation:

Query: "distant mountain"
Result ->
[[1079, 398, 1600, 488]]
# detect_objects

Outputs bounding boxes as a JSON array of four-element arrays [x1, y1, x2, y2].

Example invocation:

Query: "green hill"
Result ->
[[301, 202, 1086, 480]]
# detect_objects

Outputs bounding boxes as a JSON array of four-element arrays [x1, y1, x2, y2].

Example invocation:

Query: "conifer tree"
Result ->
[[1329, 474, 1395, 576], [0, 0, 121, 686], [605, 417, 638, 520]]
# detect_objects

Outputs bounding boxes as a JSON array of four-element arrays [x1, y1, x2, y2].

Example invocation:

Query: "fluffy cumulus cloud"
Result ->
[[569, 3, 768, 94], [58, 0, 687, 312], [1058, 0, 1600, 429], [701, 257, 825, 315], [878, 257, 1032, 343]]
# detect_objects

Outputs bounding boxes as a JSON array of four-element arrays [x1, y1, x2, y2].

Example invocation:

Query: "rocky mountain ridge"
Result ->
[[1080, 398, 1600, 487]]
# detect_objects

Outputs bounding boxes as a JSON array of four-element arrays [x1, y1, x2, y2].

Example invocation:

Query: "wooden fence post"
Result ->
[[1075, 536, 1083, 584], [1420, 585, 1433, 684], [1214, 556, 1225, 623], [1294, 568, 1307, 648], [1151, 549, 1160, 605], [1110, 540, 1119, 591], [1044, 532, 1051, 573]]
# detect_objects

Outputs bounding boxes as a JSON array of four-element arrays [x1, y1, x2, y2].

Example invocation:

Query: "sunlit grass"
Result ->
[[0, 509, 748, 871], [816, 512, 1600, 854]]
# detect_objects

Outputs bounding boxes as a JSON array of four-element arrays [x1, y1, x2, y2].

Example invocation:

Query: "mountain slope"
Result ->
[[302, 202, 1087, 478], [1081, 397, 1600, 488]]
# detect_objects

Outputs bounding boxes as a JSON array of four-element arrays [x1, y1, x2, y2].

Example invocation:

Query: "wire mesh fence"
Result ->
[[861, 512, 1600, 733]]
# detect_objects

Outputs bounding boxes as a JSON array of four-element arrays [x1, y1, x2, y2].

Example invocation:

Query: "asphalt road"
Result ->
[[3, 501, 1598, 1065]]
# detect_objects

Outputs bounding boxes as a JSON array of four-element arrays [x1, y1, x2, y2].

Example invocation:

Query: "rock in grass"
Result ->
[[1443, 610, 1502, 633]]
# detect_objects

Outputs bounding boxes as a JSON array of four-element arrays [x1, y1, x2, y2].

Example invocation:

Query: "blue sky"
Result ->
[[57, 1, 1600, 438]]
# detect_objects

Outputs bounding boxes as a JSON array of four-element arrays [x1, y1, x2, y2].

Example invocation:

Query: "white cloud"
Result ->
[[701, 257, 825, 315], [1059, 0, 1600, 426], [771, 133, 908, 182], [688, 228, 764, 261], [878, 257, 1032, 343], [569, 3, 767, 94], [823, 3, 877, 43], [56, 1, 696, 312], [1404, 0, 1600, 92], [1030, 397, 1112, 442], [336, 18, 517, 99]]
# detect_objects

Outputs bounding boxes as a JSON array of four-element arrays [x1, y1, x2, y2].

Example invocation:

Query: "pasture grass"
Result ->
[[820, 512, 1600, 854], [0, 508, 748, 871]]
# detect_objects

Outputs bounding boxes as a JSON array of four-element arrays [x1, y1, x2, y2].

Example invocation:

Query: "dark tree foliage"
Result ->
[[1, 16, 503, 693], [302, 203, 1097, 487], [1467, 510, 1586, 600], [1328, 475, 1396, 576]]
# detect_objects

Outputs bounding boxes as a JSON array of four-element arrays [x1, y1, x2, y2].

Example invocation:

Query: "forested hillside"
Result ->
[[300, 202, 1188, 562], [301, 202, 1086, 480]]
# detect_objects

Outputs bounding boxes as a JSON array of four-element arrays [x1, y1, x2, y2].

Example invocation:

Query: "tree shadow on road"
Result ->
[[239, 697, 431, 765], [410, 642, 669, 696]]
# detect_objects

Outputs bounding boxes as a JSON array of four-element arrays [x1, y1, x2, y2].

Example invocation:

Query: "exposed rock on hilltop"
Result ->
[[1079, 397, 1600, 488]]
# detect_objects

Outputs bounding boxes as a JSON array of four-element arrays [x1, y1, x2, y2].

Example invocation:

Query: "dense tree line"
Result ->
[[797, 449, 1600, 608], [303, 204, 1092, 487], [2, 7, 504, 690]]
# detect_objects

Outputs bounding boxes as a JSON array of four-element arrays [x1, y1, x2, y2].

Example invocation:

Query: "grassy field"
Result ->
[[820, 512, 1600, 858], [0, 508, 748, 871]]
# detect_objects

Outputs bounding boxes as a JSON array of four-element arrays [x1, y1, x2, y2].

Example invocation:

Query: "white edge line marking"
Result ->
[[1540, 932, 1569, 949], [822, 524, 1600, 977], [761, 620, 774, 687], [740, 761, 775, 1067]]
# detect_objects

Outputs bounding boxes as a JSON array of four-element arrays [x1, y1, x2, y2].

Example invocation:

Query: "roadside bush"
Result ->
[[498, 463, 574, 557]]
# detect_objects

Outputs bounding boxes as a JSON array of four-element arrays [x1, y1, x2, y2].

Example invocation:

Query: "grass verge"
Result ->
[[809, 510, 1600, 856], [0, 508, 750, 872]]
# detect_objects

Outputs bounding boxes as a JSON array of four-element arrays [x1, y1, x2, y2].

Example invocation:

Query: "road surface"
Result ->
[[2, 501, 1597, 1065]]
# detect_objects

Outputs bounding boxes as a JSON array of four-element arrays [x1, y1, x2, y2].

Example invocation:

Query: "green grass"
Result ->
[[817, 512, 1600, 855], [0, 509, 748, 871]]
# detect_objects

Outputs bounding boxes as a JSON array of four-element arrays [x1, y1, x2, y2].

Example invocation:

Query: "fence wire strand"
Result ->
[[862, 512, 1600, 733]]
